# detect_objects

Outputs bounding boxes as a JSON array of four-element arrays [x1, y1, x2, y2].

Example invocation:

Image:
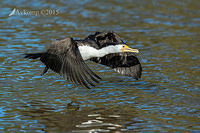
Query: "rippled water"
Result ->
[[1, 0, 200, 132]]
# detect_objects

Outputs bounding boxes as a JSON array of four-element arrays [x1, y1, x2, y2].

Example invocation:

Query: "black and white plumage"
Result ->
[[25, 31, 142, 89], [86, 31, 142, 79]]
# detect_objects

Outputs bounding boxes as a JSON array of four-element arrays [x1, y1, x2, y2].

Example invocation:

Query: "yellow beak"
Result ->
[[121, 45, 139, 53]]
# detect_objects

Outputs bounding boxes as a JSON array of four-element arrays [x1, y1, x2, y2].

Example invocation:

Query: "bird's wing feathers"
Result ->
[[90, 52, 142, 79], [86, 31, 124, 47], [40, 38, 101, 89], [87, 31, 142, 79]]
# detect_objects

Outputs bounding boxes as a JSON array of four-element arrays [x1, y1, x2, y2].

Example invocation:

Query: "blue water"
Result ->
[[0, 0, 200, 132]]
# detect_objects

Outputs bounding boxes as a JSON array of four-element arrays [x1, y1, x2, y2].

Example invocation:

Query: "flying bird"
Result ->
[[25, 31, 142, 89]]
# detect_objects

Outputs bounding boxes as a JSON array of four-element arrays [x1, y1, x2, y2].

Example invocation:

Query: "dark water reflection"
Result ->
[[1, 0, 200, 132]]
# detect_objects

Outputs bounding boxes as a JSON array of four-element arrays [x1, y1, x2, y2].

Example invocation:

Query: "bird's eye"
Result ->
[[122, 45, 125, 48]]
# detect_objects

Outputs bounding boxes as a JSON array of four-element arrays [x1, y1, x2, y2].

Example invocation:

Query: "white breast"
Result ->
[[78, 46, 98, 60], [78, 45, 120, 60]]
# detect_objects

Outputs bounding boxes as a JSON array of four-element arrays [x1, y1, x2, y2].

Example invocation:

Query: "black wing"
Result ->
[[86, 31, 142, 79], [90, 52, 142, 79], [86, 31, 124, 47], [26, 38, 101, 89]]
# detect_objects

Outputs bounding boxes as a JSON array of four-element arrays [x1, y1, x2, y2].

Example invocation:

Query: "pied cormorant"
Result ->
[[25, 31, 142, 89]]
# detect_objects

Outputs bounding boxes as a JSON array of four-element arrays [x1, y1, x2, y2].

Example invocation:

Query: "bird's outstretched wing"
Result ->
[[90, 52, 142, 79], [87, 31, 142, 79], [86, 31, 124, 47], [39, 38, 101, 89]]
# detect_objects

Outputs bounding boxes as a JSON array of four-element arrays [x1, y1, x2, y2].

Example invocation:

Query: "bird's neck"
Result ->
[[78, 46, 117, 60]]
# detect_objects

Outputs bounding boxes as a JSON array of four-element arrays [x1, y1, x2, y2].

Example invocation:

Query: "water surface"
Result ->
[[0, 0, 200, 132]]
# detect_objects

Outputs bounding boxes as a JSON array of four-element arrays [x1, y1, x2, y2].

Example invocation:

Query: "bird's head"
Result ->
[[116, 44, 139, 53], [102, 43, 139, 53]]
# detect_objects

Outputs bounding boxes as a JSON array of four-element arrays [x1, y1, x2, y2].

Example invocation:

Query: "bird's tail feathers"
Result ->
[[24, 53, 43, 59]]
